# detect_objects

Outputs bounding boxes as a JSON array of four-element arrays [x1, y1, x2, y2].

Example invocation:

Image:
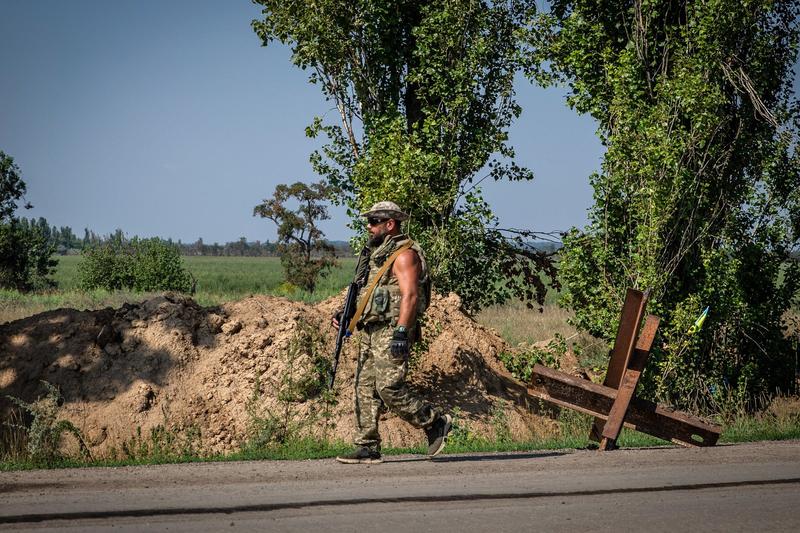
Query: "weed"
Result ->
[[409, 316, 442, 374], [243, 319, 336, 452], [446, 407, 480, 448], [498, 335, 565, 383], [278, 319, 333, 403], [276, 281, 298, 296], [555, 407, 592, 440], [6, 381, 91, 465], [244, 375, 300, 448], [0, 407, 28, 462], [116, 422, 202, 462], [490, 401, 513, 444]]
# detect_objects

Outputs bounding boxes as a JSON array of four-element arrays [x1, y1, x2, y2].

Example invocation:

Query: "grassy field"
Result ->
[[1, 255, 357, 324], [54, 254, 358, 299]]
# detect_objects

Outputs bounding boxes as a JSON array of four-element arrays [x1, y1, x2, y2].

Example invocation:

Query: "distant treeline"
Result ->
[[21, 216, 575, 258], [18, 217, 353, 257], [37, 216, 753, 260]]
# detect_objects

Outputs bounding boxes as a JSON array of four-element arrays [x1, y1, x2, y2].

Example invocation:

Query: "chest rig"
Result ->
[[358, 234, 430, 328]]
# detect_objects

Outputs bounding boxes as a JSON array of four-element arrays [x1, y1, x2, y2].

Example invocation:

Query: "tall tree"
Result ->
[[0, 151, 56, 291], [252, 0, 557, 311], [254, 181, 338, 292], [528, 0, 800, 408], [0, 151, 29, 221]]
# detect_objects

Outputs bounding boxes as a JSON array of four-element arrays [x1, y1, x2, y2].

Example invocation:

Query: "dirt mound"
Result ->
[[1, 292, 558, 456]]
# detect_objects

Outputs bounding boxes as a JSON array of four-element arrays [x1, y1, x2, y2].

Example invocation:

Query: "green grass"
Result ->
[[4, 401, 799, 472], [5, 421, 798, 472], [720, 411, 800, 443], [0, 432, 670, 472]]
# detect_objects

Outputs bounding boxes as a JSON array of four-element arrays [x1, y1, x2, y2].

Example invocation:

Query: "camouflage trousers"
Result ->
[[353, 322, 436, 449]]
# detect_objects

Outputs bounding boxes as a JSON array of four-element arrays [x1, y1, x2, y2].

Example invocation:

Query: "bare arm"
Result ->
[[392, 248, 421, 329]]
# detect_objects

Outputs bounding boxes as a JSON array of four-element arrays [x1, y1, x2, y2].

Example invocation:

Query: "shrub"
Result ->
[[79, 236, 192, 293]]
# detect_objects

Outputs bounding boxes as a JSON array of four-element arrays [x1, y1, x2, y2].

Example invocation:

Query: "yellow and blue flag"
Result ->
[[688, 306, 709, 335]]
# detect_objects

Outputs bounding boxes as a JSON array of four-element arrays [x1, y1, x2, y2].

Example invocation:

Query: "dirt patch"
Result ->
[[1, 292, 560, 456]]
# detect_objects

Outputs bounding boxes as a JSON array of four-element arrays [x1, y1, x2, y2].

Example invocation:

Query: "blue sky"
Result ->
[[1, 1, 605, 243]]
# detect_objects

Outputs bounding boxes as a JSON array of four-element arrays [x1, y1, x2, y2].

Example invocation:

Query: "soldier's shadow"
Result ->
[[385, 451, 568, 463], [412, 347, 559, 419]]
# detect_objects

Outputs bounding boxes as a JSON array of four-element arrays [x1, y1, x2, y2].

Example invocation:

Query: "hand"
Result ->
[[390, 327, 409, 358], [331, 310, 343, 329]]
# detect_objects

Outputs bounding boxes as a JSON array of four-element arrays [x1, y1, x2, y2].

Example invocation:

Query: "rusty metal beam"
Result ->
[[605, 289, 650, 389], [529, 364, 721, 448], [599, 314, 660, 450], [590, 289, 650, 441]]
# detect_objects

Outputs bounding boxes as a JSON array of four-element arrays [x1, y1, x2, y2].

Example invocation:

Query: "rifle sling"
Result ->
[[347, 241, 413, 333]]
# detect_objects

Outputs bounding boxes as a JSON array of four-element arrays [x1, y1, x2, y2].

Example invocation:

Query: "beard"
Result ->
[[368, 230, 388, 248]]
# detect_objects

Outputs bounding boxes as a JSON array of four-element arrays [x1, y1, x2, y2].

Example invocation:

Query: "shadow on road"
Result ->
[[432, 451, 568, 463], [385, 451, 568, 463]]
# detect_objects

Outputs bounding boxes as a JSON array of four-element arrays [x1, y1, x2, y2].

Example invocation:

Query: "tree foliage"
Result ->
[[528, 0, 800, 408], [0, 151, 56, 291], [254, 181, 337, 293], [78, 236, 193, 293], [0, 151, 29, 220], [252, 0, 558, 312]]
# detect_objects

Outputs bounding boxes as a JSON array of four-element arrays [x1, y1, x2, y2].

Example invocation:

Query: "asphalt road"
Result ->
[[1, 440, 799, 532]]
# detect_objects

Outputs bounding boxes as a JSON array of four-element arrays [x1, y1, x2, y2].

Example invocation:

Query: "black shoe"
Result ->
[[425, 414, 452, 457], [335, 446, 383, 464]]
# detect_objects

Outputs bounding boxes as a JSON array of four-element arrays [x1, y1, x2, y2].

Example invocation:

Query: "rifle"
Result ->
[[328, 247, 370, 389]]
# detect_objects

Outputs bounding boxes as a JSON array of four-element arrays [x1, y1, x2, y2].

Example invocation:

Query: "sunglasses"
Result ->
[[366, 217, 389, 226]]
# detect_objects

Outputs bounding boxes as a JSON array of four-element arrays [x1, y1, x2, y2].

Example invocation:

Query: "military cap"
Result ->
[[360, 201, 409, 221]]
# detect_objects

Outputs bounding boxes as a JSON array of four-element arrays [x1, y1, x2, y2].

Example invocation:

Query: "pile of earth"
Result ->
[[0, 292, 576, 456]]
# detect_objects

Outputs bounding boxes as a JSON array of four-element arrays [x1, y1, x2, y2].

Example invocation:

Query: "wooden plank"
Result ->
[[599, 315, 660, 450], [529, 364, 721, 447], [590, 288, 649, 441]]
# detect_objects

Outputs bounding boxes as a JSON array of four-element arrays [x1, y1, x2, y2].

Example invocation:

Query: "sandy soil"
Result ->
[[0, 292, 573, 456]]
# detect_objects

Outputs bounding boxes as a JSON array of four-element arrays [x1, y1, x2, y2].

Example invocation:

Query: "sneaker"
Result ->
[[335, 446, 383, 464], [425, 414, 452, 457]]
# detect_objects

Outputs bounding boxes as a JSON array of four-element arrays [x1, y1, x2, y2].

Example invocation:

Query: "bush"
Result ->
[[79, 236, 193, 293], [277, 242, 337, 294]]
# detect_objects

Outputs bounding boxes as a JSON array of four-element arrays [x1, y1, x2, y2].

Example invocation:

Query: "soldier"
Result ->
[[333, 201, 452, 464]]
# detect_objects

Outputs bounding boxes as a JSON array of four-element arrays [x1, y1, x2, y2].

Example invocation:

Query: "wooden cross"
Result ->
[[526, 288, 721, 449]]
